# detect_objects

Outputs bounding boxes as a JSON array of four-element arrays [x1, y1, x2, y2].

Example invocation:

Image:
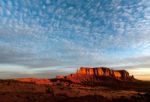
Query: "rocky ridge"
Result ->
[[58, 67, 135, 83], [15, 78, 52, 85]]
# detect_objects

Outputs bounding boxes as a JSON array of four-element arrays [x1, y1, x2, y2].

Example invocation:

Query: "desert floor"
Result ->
[[0, 79, 150, 102]]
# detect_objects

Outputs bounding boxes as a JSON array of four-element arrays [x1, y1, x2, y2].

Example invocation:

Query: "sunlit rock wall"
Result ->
[[77, 67, 130, 79]]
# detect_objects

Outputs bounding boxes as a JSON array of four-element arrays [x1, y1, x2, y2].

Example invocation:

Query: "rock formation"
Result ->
[[63, 67, 134, 83], [76, 67, 130, 79], [15, 78, 52, 85], [56, 75, 65, 79]]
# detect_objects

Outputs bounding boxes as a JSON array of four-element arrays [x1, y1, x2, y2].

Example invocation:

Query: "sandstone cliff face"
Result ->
[[77, 67, 129, 79], [113, 71, 122, 78], [65, 67, 134, 83], [97, 68, 104, 76]]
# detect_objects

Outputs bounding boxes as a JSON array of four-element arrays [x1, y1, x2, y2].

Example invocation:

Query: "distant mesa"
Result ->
[[15, 78, 52, 85], [77, 67, 131, 79], [15, 67, 135, 85], [57, 67, 135, 83], [56, 75, 65, 79]]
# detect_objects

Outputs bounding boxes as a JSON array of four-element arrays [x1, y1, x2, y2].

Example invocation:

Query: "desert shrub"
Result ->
[[144, 92, 150, 97], [57, 83, 64, 90], [46, 87, 54, 96], [131, 95, 136, 99], [64, 86, 71, 90], [137, 93, 143, 97], [76, 91, 80, 95], [16, 89, 27, 93]]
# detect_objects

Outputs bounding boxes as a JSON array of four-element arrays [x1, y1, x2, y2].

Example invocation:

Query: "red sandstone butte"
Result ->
[[63, 67, 134, 83], [15, 78, 52, 85]]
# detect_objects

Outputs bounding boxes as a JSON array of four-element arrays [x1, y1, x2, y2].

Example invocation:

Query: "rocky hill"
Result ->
[[57, 67, 135, 83], [15, 78, 52, 85]]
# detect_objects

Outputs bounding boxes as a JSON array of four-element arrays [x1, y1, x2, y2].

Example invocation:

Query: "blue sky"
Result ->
[[0, 0, 150, 80]]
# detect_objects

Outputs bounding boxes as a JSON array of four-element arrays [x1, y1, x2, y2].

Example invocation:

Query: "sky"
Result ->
[[0, 0, 150, 80]]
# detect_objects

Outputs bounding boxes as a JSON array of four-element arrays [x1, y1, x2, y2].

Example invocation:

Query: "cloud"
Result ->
[[0, 45, 65, 68], [0, 0, 150, 79], [108, 56, 150, 69], [0, 45, 31, 63], [0, 71, 62, 79]]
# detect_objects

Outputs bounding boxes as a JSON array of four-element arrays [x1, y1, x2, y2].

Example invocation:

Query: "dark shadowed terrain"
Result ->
[[0, 79, 150, 102]]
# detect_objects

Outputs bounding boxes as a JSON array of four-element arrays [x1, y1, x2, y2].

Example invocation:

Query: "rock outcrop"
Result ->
[[15, 78, 52, 85], [63, 67, 134, 83], [76, 67, 130, 79], [56, 75, 65, 79]]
